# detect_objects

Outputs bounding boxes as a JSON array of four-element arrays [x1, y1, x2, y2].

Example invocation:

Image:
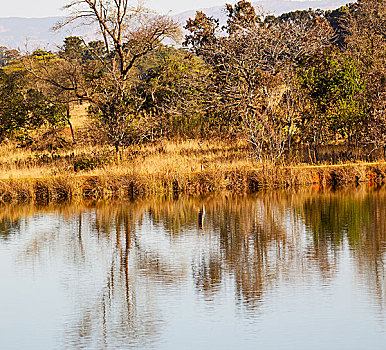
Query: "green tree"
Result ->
[[0, 71, 28, 142], [0, 70, 66, 145], [60, 36, 85, 59], [343, 0, 386, 151], [299, 53, 368, 147], [142, 48, 215, 138]]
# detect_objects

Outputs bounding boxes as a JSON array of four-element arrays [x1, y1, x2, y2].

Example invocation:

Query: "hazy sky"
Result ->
[[1, 0, 230, 17]]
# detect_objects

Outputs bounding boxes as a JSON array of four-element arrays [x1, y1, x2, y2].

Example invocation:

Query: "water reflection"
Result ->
[[298, 188, 386, 313], [0, 186, 385, 349]]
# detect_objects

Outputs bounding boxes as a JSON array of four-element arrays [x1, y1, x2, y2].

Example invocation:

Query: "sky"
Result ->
[[1, 0, 230, 18]]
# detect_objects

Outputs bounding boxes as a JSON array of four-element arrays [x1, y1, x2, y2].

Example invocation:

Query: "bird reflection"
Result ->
[[198, 205, 206, 231]]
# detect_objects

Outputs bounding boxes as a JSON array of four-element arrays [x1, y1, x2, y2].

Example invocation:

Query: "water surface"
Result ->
[[0, 187, 385, 349]]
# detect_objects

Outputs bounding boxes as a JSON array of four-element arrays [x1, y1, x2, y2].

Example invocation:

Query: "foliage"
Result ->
[[183, 1, 333, 160], [0, 71, 28, 142], [343, 0, 386, 150], [1, 0, 385, 163], [60, 36, 85, 60], [25, 1, 182, 151], [184, 12, 219, 56], [225, 0, 261, 34], [141, 48, 218, 138], [73, 150, 113, 172], [0, 47, 20, 67], [299, 53, 368, 145], [63, 1, 180, 150], [0, 70, 66, 145]]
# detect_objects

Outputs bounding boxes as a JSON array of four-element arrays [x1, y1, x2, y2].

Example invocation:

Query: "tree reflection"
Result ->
[[297, 186, 386, 311], [0, 186, 384, 347]]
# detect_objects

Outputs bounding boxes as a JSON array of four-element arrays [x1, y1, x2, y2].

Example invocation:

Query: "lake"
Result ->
[[0, 186, 385, 349]]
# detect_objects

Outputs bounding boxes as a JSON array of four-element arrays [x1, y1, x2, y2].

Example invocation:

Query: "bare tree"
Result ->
[[189, 5, 333, 161], [57, 1, 180, 91], [27, 1, 181, 151]]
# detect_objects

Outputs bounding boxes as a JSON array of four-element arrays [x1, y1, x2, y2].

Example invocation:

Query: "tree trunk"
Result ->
[[65, 106, 76, 143]]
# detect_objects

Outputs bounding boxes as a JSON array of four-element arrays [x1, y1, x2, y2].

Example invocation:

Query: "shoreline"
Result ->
[[0, 161, 384, 204]]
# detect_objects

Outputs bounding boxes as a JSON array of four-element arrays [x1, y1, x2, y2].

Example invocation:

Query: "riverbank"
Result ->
[[0, 139, 385, 203]]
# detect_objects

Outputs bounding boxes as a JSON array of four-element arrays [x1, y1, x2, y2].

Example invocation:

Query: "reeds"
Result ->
[[0, 139, 385, 204]]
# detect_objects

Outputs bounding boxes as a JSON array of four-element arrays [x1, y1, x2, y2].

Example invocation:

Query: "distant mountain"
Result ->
[[0, 0, 351, 50], [173, 0, 350, 25], [0, 17, 97, 50]]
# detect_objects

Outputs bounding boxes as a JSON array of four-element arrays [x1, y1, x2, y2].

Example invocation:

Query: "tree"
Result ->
[[23, 48, 84, 143], [324, 4, 354, 47], [142, 47, 215, 138], [0, 71, 28, 142], [184, 11, 219, 57], [225, 0, 261, 34], [184, 4, 333, 161], [342, 0, 386, 152], [60, 36, 86, 60], [0, 70, 66, 145], [0, 47, 20, 67], [29, 1, 181, 151], [299, 52, 368, 148]]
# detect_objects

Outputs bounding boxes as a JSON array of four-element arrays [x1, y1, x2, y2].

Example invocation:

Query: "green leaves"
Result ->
[[299, 53, 367, 142], [0, 70, 67, 144]]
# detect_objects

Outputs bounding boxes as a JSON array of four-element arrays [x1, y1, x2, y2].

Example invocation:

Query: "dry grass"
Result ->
[[69, 103, 89, 129], [0, 138, 385, 204], [0, 139, 253, 179]]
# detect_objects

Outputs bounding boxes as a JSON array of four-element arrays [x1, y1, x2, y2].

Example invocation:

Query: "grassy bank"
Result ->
[[0, 139, 385, 203]]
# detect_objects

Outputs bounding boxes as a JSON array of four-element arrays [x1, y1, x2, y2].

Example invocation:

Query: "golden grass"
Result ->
[[0, 139, 253, 179], [0, 138, 385, 203], [69, 103, 89, 129]]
